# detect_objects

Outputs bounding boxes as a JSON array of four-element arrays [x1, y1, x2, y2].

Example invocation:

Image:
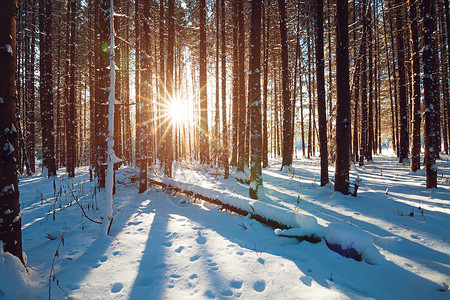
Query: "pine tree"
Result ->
[[39, 0, 57, 177], [335, 0, 350, 195], [409, 0, 421, 172], [66, 0, 77, 177], [422, 0, 438, 188], [316, 0, 328, 186], [237, 0, 246, 172], [278, 0, 292, 169], [199, 0, 209, 165], [249, 0, 263, 199], [165, 0, 175, 177], [221, 0, 229, 179], [0, 0, 24, 264], [395, 0, 409, 163]]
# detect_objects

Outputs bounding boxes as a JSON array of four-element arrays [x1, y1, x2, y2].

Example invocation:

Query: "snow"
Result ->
[[1, 184, 14, 195], [0, 242, 32, 299], [4, 44, 13, 55], [1, 153, 449, 299], [3, 141, 14, 156]]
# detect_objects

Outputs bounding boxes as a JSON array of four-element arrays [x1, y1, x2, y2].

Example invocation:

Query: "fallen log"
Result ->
[[148, 178, 290, 230]]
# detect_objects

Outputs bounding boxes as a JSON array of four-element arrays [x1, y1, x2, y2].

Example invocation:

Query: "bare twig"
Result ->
[[48, 233, 69, 299]]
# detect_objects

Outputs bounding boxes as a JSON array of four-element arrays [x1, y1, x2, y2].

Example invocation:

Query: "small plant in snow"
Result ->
[[48, 233, 69, 299], [238, 223, 247, 230]]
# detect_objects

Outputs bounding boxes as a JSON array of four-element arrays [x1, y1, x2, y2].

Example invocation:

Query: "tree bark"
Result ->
[[409, 0, 421, 171], [335, 0, 351, 195], [39, 0, 57, 177], [221, 0, 229, 178], [422, 0, 438, 188], [249, 0, 263, 199], [0, 0, 24, 265], [67, 0, 77, 177], [316, 0, 328, 186], [199, 0, 209, 165], [278, 0, 292, 169], [395, 0, 409, 163]]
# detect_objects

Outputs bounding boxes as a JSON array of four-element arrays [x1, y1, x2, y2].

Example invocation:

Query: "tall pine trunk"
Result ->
[[316, 0, 328, 186], [0, 0, 24, 264], [278, 0, 292, 169], [334, 0, 350, 195], [396, 0, 409, 163], [221, 0, 229, 178], [39, 0, 57, 177], [67, 0, 77, 177], [249, 0, 263, 199], [409, 0, 421, 171], [422, 0, 438, 188], [199, 0, 209, 164]]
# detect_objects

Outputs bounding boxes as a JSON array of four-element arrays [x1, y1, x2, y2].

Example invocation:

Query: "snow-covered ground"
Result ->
[[1, 152, 449, 299]]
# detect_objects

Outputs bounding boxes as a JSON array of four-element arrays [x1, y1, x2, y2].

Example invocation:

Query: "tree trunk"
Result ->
[[199, 0, 209, 165], [0, 0, 24, 264], [409, 0, 421, 171], [67, 0, 77, 177], [262, 0, 269, 168], [277, 0, 292, 169], [316, 0, 328, 186], [422, 0, 438, 188], [39, 0, 57, 177], [96, 0, 110, 188], [221, 0, 229, 178], [359, 0, 368, 166], [367, 3, 373, 161], [231, 0, 239, 166], [165, 0, 175, 176], [395, 0, 409, 163], [249, 0, 263, 199], [334, 0, 350, 195]]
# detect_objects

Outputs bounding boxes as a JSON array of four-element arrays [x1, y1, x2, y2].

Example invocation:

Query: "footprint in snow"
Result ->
[[189, 274, 198, 280], [163, 241, 172, 247], [112, 251, 120, 256], [231, 280, 243, 289], [127, 221, 142, 226], [204, 290, 216, 299], [169, 274, 181, 279], [196, 231, 207, 244], [99, 255, 107, 262], [190, 255, 201, 262], [111, 283, 123, 293], [175, 246, 184, 253], [253, 280, 265, 292], [257, 258, 264, 265], [221, 289, 233, 297]]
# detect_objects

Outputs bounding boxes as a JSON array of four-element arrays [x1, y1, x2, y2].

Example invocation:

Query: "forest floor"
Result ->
[[1, 151, 450, 299]]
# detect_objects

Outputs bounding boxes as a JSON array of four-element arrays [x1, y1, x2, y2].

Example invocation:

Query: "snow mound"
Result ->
[[275, 213, 319, 237], [0, 243, 31, 299], [325, 223, 373, 253], [231, 170, 250, 183], [325, 223, 383, 264]]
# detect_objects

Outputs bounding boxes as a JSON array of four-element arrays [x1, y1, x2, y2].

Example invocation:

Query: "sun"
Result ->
[[167, 98, 189, 124]]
